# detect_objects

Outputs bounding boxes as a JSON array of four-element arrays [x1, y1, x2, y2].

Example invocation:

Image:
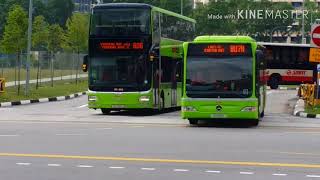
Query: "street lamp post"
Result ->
[[25, 0, 33, 96], [270, 25, 292, 43], [302, 0, 306, 44]]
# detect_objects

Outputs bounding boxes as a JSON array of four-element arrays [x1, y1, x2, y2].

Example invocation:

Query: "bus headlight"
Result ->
[[182, 106, 197, 112], [88, 95, 97, 102], [139, 96, 150, 102], [241, 107, 257, 112]]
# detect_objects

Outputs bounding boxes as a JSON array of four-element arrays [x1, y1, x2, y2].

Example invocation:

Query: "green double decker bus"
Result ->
[[83, 3, 195, 114], [181, 36, 266, 126]]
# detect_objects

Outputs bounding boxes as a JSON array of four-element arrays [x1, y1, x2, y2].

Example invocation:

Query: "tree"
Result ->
[[64, 13, 89, 84], [0, 5, 28, 94], [0, 0, 48, 38], [32, 15, 49, 89], [47, 0, 75, 27], [32, 16, 49, 50], [48, 24, 65, 87]]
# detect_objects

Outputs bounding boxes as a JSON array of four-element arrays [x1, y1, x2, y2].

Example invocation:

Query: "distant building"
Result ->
[[74, 0, 91, 12]]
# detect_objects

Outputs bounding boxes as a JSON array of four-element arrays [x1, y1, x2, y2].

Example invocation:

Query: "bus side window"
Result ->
[[256, 50, 266, 86]]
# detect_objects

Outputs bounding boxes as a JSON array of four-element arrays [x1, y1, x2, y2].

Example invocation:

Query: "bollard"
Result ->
[[0, 78, 4, 93]]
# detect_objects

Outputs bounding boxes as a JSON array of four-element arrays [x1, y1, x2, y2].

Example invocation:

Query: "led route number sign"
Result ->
[[100, 42, 144, 50], [203, 44, 246, 54]]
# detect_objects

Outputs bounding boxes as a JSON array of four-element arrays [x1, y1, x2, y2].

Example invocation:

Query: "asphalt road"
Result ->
[[1, 89, 320, 180]]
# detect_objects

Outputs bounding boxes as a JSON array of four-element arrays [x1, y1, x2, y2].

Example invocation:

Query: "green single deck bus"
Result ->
[[83, 3, 195, 114], [181, 36, 266, 126]]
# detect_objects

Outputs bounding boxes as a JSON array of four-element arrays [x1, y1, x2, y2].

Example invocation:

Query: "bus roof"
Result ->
[[193, 36, 255, 43], [258, 42, 310, 48], [93, 3, 196, 23]]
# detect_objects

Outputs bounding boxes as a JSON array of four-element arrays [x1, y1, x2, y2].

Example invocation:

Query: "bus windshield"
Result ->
[[89, 55, 151, 91], [90, 8, 150, 36], [186, 56, 253, 98]]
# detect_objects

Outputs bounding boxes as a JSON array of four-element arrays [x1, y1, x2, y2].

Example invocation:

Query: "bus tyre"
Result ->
[[251, 119, 259, 127], [269, 76, 279, 89], [188, 119, 198, 125], [101, 108, 110, 115]]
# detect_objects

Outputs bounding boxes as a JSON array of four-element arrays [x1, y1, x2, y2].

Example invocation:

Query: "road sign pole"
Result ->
[[317, 64, 320, 99]]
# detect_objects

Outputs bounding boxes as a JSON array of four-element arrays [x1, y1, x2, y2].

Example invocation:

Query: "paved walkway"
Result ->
[[5, 74, 88, 87]]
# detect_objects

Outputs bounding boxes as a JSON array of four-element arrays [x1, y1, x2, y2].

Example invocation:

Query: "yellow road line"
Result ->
[[0, 153, 320, 168]]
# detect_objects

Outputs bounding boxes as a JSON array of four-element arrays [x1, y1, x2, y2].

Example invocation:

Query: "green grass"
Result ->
[[0, 80, 88, 102], [305, 105, 320, 115], [0, 68, 86, 82]]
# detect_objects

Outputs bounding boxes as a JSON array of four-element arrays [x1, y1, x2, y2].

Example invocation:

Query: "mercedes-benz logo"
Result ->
[[216, 105, 222, 111]]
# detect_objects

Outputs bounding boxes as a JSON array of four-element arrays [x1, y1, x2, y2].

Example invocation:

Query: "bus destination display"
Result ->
[[100, 41, 144, 50], [188, 43, 251, 56]]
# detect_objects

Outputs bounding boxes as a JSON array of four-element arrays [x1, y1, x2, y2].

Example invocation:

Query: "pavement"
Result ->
[[1, 89, 320, 180], [5, 74, 88, 87]]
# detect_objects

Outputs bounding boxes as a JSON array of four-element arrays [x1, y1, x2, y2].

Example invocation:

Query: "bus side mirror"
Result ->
[[82, 55, 88, 72]]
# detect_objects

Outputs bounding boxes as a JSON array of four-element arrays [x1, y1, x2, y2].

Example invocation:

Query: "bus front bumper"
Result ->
[[181, 98, 259, 120], [87, 91, 153, 109]]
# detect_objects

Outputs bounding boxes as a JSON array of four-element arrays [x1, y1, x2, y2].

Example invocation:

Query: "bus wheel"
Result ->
[[101, 108, 110, 115], [269, 76, 279, 89], [188, 119, 198, 125], [251, 119, 259, 127]]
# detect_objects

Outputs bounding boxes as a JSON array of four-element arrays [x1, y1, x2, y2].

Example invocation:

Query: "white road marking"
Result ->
[[56, 134, 87, 136], [109, 166, 125, 169], [307, 175, 320, 178], [0, 134, 19, 137], [240, 171, 254, 175], [272, 173, 287, 176], [131, 126, 145, 128], [96, 128, 113, 130], [16, 163, 31, 166], [48, 164, 61, 167], [77, 104, 88, 108], [141, 168, 156, 171], [174, 169, 189, 172], [77, 165, 93, 168], [205, 170, 221, 173]]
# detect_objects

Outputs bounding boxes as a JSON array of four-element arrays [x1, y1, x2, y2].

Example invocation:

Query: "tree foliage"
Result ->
[[0, 0, 47, 38], [64, 13, 89, 53], [0, 5, 28, 54], [32, 15, 49, 51], [48, 24, 65, 53], [47, 0, 75, 27]]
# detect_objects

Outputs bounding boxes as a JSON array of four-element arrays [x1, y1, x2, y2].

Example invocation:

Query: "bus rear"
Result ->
[[181, 36, 265, 125]]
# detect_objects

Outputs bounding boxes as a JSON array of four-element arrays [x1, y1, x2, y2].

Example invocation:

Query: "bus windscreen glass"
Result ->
[[90, 8, 150, 36], [186, 43, 253, 98]]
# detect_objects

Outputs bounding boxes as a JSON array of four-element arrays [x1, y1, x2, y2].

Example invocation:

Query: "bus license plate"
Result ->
[[210, 114, 226, 118], [112, 105, 125, 108]]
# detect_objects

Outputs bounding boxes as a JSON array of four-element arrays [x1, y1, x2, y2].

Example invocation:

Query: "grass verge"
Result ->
[[0, 68, 86, 82], [305, 104, 320, 115], [0, 79, 87, 103]]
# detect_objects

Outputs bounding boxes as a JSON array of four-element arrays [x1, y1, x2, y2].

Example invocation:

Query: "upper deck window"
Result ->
[[90, 8, 150, 36]]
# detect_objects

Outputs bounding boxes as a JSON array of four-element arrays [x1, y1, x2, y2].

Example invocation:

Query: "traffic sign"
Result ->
[[309, 48, 320, 62], [311, 24, 320, 48]]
